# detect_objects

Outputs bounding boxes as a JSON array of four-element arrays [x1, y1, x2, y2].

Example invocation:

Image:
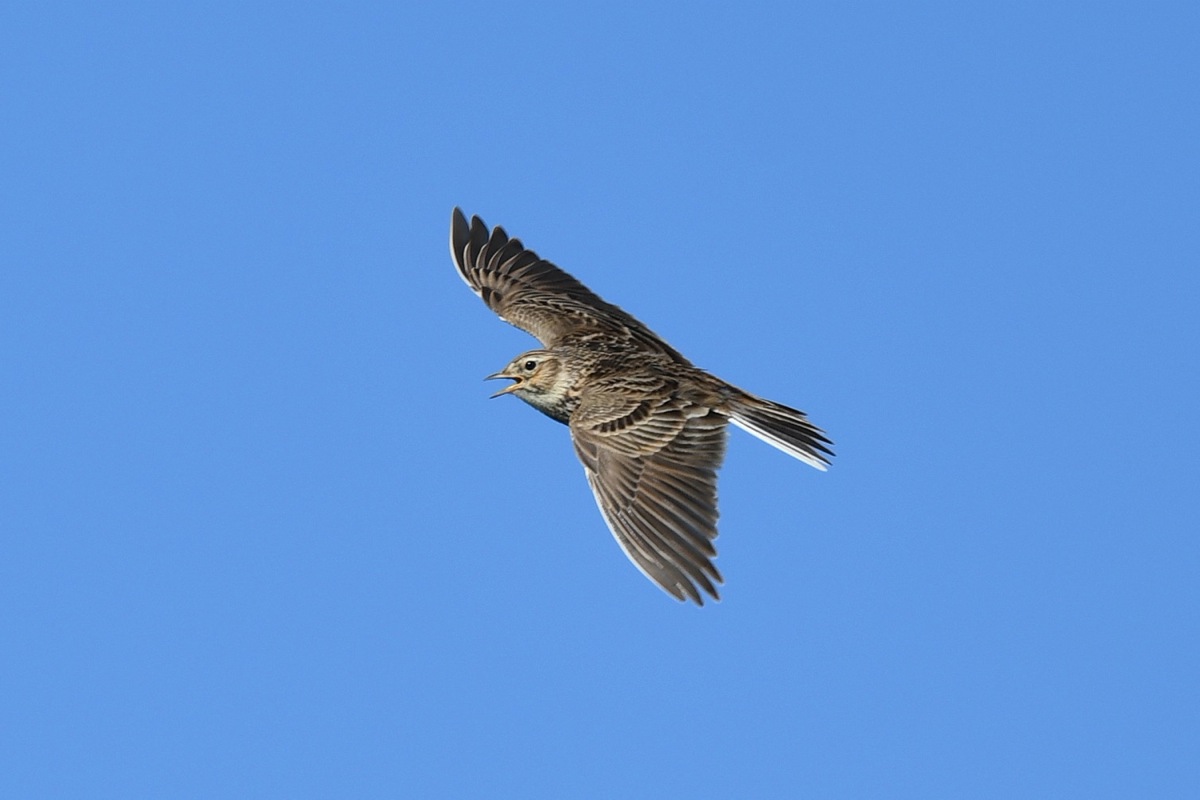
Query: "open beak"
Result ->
[[485, 372, 522, 398]]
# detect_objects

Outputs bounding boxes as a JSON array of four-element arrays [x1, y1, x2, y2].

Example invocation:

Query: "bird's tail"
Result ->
[[727, 393, 834, 471]]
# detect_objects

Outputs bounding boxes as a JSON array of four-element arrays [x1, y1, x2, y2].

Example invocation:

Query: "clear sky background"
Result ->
[[3, 3, 1197, 798]]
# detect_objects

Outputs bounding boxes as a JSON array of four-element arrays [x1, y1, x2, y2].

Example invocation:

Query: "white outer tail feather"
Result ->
[[727, 400, 832, 471], [729, 418, 828, 470]]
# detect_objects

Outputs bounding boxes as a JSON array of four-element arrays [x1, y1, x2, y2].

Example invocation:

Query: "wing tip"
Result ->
[[450, 207, 471, 266]]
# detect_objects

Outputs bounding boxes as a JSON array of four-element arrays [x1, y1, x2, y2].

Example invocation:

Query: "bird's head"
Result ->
[[485, 350, 567, 400], [484, 352, 564, 398]]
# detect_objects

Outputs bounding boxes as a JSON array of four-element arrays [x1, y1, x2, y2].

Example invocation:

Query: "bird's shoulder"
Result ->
[[569, 364, 729, 456]]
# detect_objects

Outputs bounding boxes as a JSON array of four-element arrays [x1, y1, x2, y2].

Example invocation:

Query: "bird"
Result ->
[[449, 208, 833, 605]]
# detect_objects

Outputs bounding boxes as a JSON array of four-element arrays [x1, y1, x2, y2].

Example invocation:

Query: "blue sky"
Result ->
[[3, 3, 1197, 797]]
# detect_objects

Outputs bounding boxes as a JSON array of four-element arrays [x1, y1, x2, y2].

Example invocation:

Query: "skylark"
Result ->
[[450, 208, 833, 604]]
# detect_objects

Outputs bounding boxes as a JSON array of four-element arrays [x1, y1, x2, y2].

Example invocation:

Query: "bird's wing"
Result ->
[[450, 208, 687, 359], [570, 386, 728, 604]]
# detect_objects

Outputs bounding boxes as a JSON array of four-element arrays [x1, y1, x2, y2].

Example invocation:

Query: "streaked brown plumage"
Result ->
[[450, 208, 833, 604]]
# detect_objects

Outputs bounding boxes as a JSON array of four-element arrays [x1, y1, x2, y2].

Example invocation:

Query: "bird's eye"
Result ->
[[524, 360, 537, 371]]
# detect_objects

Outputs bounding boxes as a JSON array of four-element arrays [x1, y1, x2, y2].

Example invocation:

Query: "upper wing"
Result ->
[[570, 386, 728, 605], [450, 208, 687, 359]]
